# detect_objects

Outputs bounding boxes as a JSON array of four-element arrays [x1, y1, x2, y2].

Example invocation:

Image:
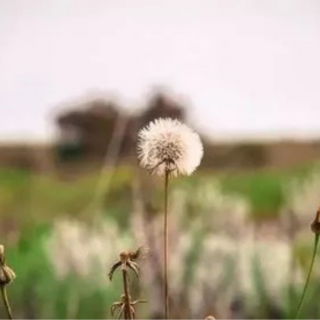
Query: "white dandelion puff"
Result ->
[[137, 118, 203, 176]]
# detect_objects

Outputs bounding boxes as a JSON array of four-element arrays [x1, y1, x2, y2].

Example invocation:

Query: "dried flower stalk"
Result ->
[[0, 245, 15, 319], [109, 248, 147, 319], [296, 208, 320, 318]]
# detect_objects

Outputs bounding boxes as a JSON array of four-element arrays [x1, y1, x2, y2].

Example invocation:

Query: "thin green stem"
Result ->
[[296, 234, 319, 319], [0, 286, 13, 319], [122, 269, 133, 320], [164, 170, 169, 320]]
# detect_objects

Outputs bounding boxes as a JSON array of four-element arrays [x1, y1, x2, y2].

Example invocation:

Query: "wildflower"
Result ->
[[137, 118, 203, 176], [137, 118, 203, 319], [46, 218, 131, 282]]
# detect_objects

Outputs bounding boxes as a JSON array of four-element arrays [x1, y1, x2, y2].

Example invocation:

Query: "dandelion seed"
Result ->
[[137, 118, 203, 176]]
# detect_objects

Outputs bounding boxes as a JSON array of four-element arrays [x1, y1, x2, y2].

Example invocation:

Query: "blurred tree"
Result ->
[[55, 90, 187, 163], [56, 99, 133, 162], [138, 91, 186, 129]]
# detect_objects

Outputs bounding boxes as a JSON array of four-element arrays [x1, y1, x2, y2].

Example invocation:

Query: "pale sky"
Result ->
[[1, 0, 320, 142]]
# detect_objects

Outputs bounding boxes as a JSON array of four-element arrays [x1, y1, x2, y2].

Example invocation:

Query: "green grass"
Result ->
[[5, 224, 123, 319], [208, 161, 317, 219], [0, 161, 318, 230], [198, 164, 319, 220], [0, 166, 135, 232]]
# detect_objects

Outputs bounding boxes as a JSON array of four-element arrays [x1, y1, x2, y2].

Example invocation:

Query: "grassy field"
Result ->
[[0, 161, 318, 228], [217, 162, 316, 219], [1, 161, 320, 318]]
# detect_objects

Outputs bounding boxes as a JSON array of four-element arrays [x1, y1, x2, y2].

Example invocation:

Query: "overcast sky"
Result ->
[[1, 0, 320, 142]]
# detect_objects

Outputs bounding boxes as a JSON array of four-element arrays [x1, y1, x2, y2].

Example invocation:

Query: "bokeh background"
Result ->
[[1, 0, 320, 318]]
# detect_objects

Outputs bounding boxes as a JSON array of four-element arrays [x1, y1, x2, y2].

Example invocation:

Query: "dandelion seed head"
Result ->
[[137, 118, 203, 176]]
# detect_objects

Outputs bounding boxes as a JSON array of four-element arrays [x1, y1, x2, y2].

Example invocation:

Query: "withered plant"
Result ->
[[0, 245, 15, 319], [296, 207, 320, 318], [109, 247, 147, 319]]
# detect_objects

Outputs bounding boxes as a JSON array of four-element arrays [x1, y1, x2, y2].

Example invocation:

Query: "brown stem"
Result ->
[[296, 234, 319, 319], [122, 269, 133, 320], [164, 170, 169, 319], [0, 286, 13, 319]]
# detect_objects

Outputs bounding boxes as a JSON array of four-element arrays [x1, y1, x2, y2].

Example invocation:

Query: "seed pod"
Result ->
[[0, 265, 16, 286]]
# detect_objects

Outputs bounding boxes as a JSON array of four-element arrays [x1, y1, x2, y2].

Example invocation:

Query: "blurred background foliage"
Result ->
[[1, 91, 320, 319]]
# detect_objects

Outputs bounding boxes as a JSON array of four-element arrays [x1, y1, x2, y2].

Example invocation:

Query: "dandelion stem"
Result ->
[[296, 234, 319, 319], [164, 170, 169, 319], [122, 269, 133, 320], [0, 286, 13, 319]]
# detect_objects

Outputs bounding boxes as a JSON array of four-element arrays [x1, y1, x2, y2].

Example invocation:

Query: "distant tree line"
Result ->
[[55, 90, 320, 170], [0, 89, 318, 172], [55, 90, 187, 163]]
